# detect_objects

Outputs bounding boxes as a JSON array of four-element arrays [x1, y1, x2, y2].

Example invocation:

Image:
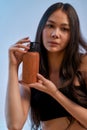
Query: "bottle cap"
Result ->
[[28, 42, 40, 52]]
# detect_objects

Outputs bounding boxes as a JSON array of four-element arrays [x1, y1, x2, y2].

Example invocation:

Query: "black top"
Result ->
[[30, 71, 87, 121]]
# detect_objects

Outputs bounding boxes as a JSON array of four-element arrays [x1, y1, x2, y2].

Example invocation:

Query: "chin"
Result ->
[[48, 49, 59, 53]]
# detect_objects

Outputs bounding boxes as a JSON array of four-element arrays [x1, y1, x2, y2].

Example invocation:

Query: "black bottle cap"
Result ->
[[28, 42, 40, 52]]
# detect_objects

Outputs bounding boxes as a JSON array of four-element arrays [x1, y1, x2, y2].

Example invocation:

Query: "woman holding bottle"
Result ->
[[5, 2, 87, 130]]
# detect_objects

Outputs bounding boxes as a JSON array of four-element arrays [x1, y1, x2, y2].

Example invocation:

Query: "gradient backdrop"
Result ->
[[0, 0, 87, 129]]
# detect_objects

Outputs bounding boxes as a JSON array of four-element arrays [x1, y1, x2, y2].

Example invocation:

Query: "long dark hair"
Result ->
[[35, 2, 87, 82], [30, 2, 87, 129]]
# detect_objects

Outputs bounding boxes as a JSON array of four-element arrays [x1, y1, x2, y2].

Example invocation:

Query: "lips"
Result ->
[[48, 41, 59, 46]]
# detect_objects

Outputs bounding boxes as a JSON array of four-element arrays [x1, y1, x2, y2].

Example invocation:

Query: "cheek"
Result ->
[[63, 34, 70, 45], [61, 35, 70, 49], [42, 30, 48, 44]]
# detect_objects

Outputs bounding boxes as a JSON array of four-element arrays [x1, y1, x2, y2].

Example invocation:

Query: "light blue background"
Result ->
[[0, 0, 87, 129]]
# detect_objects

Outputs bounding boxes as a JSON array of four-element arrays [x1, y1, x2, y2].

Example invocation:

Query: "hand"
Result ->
[[8, 37, 30, 67], [19, 73, 58, 97]]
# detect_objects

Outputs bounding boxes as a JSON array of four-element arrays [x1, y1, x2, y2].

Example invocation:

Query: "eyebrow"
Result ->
[[47, 20, 70, 27]]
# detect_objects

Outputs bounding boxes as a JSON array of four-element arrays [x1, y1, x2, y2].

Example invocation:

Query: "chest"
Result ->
[[49, 72, 62, 88]]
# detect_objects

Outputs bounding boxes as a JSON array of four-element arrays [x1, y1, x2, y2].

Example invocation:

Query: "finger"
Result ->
[[37, 73, 48, 84], [38, 79, 43, 84], [19, 80, 41, 89], [21, 37, 29, 40], [19, 80, 47, 92], [19, 80, 32, 87], [16, 37, 30, 44], [14, 44, 30, 50], [29, 82, 46, 92], [10, 47, 27, 54], [19, 80, 30, 89]]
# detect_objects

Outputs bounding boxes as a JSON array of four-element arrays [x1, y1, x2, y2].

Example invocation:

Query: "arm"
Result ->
[[5, 65, 30, 130], [28, 73, 87, 128], [53, 88, 87, 128], [5, 37, 31, 130]]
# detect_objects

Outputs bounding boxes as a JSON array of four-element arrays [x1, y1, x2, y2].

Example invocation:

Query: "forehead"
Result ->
[[47, 9, 69, 25]]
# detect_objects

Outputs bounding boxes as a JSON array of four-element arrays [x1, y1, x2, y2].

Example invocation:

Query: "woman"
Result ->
[[5, 2, 87, 130]]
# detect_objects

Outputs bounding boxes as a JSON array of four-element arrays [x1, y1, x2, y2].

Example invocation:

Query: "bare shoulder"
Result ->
[[80, 53, 87, 71], [81, 53, 87, 62], [74, 53, 87, 86]]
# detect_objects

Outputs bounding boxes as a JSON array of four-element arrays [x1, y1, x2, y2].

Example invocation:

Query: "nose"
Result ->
[[51, 28, 60, 39]]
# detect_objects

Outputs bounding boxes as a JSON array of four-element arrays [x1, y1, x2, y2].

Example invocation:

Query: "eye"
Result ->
[[61, 27, 70, 32], [45, 24, 54, 28]]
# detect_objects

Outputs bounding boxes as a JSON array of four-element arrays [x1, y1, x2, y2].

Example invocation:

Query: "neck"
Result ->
[[47, 52, 64, 73]]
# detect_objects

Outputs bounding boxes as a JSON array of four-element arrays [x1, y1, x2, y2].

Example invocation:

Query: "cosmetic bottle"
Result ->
[[22, 42, 40, 84]]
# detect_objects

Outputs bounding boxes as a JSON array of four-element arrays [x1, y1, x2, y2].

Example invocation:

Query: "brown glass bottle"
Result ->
[[22, 42, 40, 84]]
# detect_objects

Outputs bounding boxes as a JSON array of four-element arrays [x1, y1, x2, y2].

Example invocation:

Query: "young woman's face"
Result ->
[[42, 9, 70, 53]]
